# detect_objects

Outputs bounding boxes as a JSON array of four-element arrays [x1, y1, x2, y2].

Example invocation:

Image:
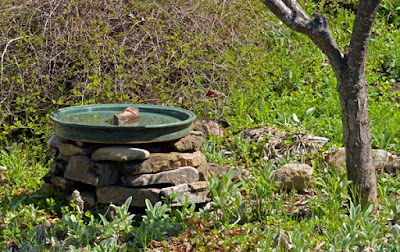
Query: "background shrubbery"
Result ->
[[0, 0, 266, 144], [0, 1, 398, 154], [1, 0, 400, 150]]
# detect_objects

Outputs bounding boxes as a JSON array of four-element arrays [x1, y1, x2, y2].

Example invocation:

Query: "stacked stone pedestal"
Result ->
[[44, 132, 209, 208]]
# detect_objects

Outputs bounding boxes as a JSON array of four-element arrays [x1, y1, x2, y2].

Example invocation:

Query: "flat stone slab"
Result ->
[[58, 143, 87, 156], [160, 181, 210, 206], [50, 175, 82, 192], [47, 135, 65, 148], [178, 151, 208, 181], [121, 166, 199, 187], [118, 153, 182, 175], [91, 146, 150, 162], [178, 151, 207, 167], [197, 163, 208, 181], [64, 156, 118, 186], [173, 134, 204, 152], [49, 159, 67, 176], [96, 186, 161, 207]]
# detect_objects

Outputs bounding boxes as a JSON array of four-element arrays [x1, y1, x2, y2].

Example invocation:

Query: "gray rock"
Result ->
[[173, 134, 205, 152], [384, 159, 400, 175], [122, 166, 199, 187], [96, 186, 161, 207], [373, 149, 397, 171], [329, 148, 346, 172], [46, 147, 58, 157], [132, 141, 174, 153], [329, 148, 398, 173], [91, 146, 150, 162], [49, 159, 67, 176], [160, 181, 210, 206], [57, 153, 71, 162], [197, 163, 208, 181], [80, 191, 96, 208], [274, 164, 313, 192], [118, 153, 182, 175], [50, 175, 82, 192], [64, 156, 118, 186], [47, 135, 65, 148], [178, 151, 208, 180], [193, 119, 224, 137], [58, 143, 87, 156]]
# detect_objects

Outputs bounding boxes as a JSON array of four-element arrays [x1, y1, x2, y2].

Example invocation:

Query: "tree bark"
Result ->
[[259, 0, 381, 207]]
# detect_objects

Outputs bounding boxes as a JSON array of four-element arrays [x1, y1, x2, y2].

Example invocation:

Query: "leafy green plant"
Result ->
[[0, 145, 49, 197], [314, 171, 351, 222], [208, 168, 244, 225], [202, 138, 231, 166], [2, 203, 47, 247], [245, 160, 277, 220], [326, 203, 381, 251], [88, 238, 120, 252], [131, 198, 176, 248], [291, 232, 312, 252]]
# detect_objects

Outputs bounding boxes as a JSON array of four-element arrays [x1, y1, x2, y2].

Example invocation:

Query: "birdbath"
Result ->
[[50, 104, 196, 144], [46, 104, 209, 209]]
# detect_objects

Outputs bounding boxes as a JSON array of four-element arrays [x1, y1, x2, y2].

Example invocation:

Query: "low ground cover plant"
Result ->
[[1, 134, 400, 250]]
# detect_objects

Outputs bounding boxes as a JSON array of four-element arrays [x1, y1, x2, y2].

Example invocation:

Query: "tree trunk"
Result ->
[[337, 73, 378, 207], [259, 0, 381, 208]]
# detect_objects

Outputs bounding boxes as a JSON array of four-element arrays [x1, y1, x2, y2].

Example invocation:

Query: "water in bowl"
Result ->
[[61, 111, 181, 127]]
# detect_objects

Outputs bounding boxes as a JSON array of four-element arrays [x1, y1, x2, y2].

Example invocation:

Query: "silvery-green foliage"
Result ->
[[87, 238, 120, 252], [326, 203, 381, 251], [172, 195, 196, 226], [291, 232, 312, 252], [132, 199, 174, 247], [208, 168, 244, 224], [109, 196, 135, 234], [202, 139, 230, 165]]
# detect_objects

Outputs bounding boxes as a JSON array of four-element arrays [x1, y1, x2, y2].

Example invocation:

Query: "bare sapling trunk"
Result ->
[[259, 0, 381, 207]]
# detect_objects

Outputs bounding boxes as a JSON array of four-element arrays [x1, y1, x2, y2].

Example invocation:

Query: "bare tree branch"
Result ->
[[281, 0, 309, 19], [347, 0, 381, 87], [259, 0, 344, 76]]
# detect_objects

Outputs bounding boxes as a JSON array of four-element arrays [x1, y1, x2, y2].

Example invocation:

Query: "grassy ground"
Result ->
[[1, 0, 400, 250]]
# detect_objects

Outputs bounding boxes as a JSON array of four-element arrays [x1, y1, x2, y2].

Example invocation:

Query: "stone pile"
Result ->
[[43, 132, 210, 208]]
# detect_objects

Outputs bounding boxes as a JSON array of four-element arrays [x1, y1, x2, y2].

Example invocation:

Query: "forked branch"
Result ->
[[259, 0, 344, 74]]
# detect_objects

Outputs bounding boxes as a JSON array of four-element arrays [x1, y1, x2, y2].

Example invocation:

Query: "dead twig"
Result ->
[[1, 36, 25, 104]]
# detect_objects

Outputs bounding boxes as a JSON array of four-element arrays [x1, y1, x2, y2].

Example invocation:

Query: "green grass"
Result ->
[[1, 134, 400, 250], [1, 0, 400, 250]]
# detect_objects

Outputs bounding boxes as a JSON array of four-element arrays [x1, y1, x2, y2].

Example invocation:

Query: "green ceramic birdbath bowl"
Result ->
[[50, 104, 196, 144]]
